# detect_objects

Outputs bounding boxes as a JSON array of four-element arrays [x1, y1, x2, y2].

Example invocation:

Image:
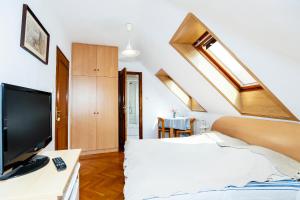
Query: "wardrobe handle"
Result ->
[[93, 112, 96, 114], [93, 69, 97, 71]]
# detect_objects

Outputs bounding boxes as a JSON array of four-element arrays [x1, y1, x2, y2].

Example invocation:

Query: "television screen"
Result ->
[[0, 84, 52, 174]]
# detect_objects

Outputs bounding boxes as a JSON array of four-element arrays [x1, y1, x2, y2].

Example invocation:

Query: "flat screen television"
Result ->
[[0, 83, 52, 180]]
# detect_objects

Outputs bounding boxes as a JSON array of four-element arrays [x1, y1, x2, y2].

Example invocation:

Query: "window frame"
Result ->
[[194, 32, 262, 91], [155, 69, 206, 112]]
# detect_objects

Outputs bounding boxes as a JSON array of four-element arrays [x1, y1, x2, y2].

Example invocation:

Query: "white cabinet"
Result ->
[[0, 149, 81, 200], [63, 163, 80, 200]]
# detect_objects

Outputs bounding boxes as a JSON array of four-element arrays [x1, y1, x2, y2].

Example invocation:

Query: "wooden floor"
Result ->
[[79, 152, 125, 200]]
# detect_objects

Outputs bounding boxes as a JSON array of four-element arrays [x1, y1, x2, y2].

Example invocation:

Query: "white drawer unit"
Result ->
[[63, 163, 80, 200]]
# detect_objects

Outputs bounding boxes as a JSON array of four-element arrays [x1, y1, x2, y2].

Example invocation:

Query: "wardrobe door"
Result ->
[[97, 46, 118, 77], [72, 43, 97, 76], [96, 77, 118, 149], [71, 76, 97, 151]]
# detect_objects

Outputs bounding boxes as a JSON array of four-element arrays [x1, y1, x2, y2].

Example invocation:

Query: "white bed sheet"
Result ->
[[124, 133, 290, 200]]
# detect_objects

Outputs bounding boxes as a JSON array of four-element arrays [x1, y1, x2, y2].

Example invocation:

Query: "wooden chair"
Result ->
[[175, 118, 196, 137], [158, 117, 170, 138]]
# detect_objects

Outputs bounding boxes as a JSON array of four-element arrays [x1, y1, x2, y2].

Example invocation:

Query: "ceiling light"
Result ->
[[121, 40, 140, 57], [121, 23, 140, 58]]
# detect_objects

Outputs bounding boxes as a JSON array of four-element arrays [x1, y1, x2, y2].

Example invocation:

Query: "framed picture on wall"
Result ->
[[20, 4, 50, 64]]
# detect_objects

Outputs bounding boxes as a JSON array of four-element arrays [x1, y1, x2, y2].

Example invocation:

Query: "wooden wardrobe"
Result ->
[[71, 43, 118, 155]]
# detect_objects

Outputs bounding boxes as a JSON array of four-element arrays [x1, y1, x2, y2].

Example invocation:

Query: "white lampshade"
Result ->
[[121, 40, 140, 58]]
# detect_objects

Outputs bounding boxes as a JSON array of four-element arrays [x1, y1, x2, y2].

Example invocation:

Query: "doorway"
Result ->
[[118, 69, 143, 151], [55, 47, 70, 150]]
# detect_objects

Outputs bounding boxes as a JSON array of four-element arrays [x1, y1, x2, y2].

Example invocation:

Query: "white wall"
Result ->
[[38, 0, 300, 123], [132, 0, 300, 122], [0, 0, 71, 150], [119, 61, 222, 138]]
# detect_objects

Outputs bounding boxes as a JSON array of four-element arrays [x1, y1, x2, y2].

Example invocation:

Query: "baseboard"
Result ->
[[80, 148, 118, 156]]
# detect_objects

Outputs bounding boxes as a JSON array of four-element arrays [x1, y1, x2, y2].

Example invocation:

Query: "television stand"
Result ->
[[0, 155, 49, 180], [0, 150, 80, 200]]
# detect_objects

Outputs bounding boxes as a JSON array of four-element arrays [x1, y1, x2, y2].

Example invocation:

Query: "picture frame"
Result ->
[[20, 4, 50, 64]]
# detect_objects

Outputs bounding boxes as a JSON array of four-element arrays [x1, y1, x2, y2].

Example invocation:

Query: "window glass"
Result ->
[[166, 80, 190, 104], [207, 41, 257, 86]]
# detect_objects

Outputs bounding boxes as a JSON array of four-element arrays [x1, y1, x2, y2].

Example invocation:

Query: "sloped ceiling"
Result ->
[[45, 0, 300, 119]]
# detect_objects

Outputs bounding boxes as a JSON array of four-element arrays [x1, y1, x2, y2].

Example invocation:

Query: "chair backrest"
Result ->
[[158, 117, 165, 131], [190, 118, 196, 133]]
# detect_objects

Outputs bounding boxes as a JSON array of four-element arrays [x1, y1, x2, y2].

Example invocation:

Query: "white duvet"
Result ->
[[124, 133, 288, 200]]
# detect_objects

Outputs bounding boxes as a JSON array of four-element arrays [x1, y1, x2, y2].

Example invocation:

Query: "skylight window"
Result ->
[[170, 13, 297, 120], [207, 42, 257, 87], [167, 80, 190, 104], [195, 32, 260, 91], [156, 69, 206, 112]]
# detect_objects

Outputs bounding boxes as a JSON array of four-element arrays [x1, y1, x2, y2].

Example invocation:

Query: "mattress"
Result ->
[[151, 180, 300, 200]]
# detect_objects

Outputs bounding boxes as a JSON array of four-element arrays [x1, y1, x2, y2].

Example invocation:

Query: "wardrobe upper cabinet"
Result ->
[[72, 43, 97, 76], [97, 46, 118, 77]]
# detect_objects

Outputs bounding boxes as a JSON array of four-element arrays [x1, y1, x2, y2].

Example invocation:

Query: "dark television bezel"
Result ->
[[0, 83, 52, 175]]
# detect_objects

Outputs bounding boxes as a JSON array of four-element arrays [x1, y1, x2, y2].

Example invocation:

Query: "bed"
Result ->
[[124, 116, 300, 200]]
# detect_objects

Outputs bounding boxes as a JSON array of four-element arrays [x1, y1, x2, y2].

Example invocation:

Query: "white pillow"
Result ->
[[205, 131, 300, 180], [205, 131, 248, 147]]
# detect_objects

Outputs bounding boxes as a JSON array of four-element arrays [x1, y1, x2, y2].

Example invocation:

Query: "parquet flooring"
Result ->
[[79, 152, 125, 200]]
